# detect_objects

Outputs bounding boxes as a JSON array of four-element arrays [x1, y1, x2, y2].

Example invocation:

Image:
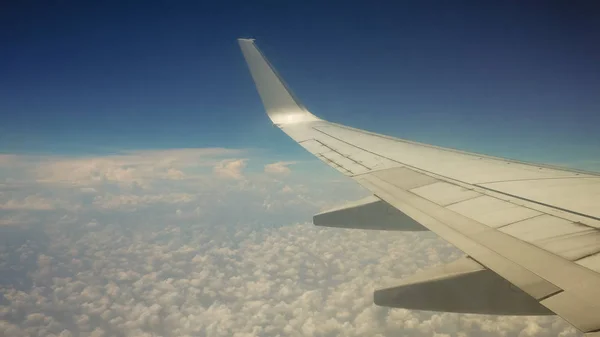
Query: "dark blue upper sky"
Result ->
[[1, 1, 599, 168]]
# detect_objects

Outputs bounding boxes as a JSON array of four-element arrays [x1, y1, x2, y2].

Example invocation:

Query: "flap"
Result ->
[[313, 196, 427, 231], [375, 257, 552, 315]]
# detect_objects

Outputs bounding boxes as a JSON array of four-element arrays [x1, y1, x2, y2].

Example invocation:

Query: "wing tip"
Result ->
[[238, 38, 322, 125]]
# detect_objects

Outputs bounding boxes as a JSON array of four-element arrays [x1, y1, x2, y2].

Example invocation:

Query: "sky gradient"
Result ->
[[2, 1, 600, 170], [1, 2, 599, 336]]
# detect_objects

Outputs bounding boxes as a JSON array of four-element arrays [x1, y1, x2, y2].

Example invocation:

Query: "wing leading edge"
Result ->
[[238, 38, 600, 335]]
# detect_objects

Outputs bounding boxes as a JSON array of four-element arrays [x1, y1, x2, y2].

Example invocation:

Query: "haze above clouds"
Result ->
[[0, 149, 580, 336]]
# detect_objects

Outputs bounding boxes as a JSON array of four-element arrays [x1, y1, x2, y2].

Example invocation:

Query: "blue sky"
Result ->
[[1, 1, 599, 170], [0, 3, 597, 335]]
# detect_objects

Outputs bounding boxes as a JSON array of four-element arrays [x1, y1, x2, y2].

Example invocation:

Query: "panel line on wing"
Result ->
[[312, 139, 373, 171], [474, 176, 600, 184], [576, 251, 600, 262], [494, 214, 546, 230], [475, 184, 600, 222], [358, 173, 564, 300], [440, 194, 485, 207], [537, 290, 564, 302], [316, 124, 600, 178], [359, 172, 600, 332], [311, 125, 600, 225]]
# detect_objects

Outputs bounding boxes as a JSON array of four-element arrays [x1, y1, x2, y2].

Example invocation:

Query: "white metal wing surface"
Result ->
[[238, 38, 600, 336]]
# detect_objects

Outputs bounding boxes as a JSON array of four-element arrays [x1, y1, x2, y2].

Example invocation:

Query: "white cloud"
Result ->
[[91, 193, 195, 210], [264, 161, 297, 175], [0, 194, 56, 210], [0, 148, 241, 188], [80, 187, 98, 193], [0, 148, 365, 229], [0, 147, 582, 337], [213, 159, 247, 180], [0, 194, 80, 212], [0, 218, 580, 336]]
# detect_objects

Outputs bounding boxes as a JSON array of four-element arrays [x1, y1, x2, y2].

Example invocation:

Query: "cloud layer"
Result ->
[[0, 149, 581, 337]]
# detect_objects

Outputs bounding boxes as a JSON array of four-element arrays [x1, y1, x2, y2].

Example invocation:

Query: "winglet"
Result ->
[[238, 38, 320, 125]]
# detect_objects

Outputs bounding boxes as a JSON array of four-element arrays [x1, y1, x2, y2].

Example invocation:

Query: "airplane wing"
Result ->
[[238, 38, 600, 336]]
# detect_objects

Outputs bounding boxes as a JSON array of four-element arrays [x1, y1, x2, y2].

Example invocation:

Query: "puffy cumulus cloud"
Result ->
[[0, 148, 582, 337], [264, 161, 297, 175], [214, 159, 247, 180], [0, 218, 580, 337], [0, 149, 365, 227], [0, 148, 240, 188], [0, 194, 57, 210], [91, 193, 196, 210]]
